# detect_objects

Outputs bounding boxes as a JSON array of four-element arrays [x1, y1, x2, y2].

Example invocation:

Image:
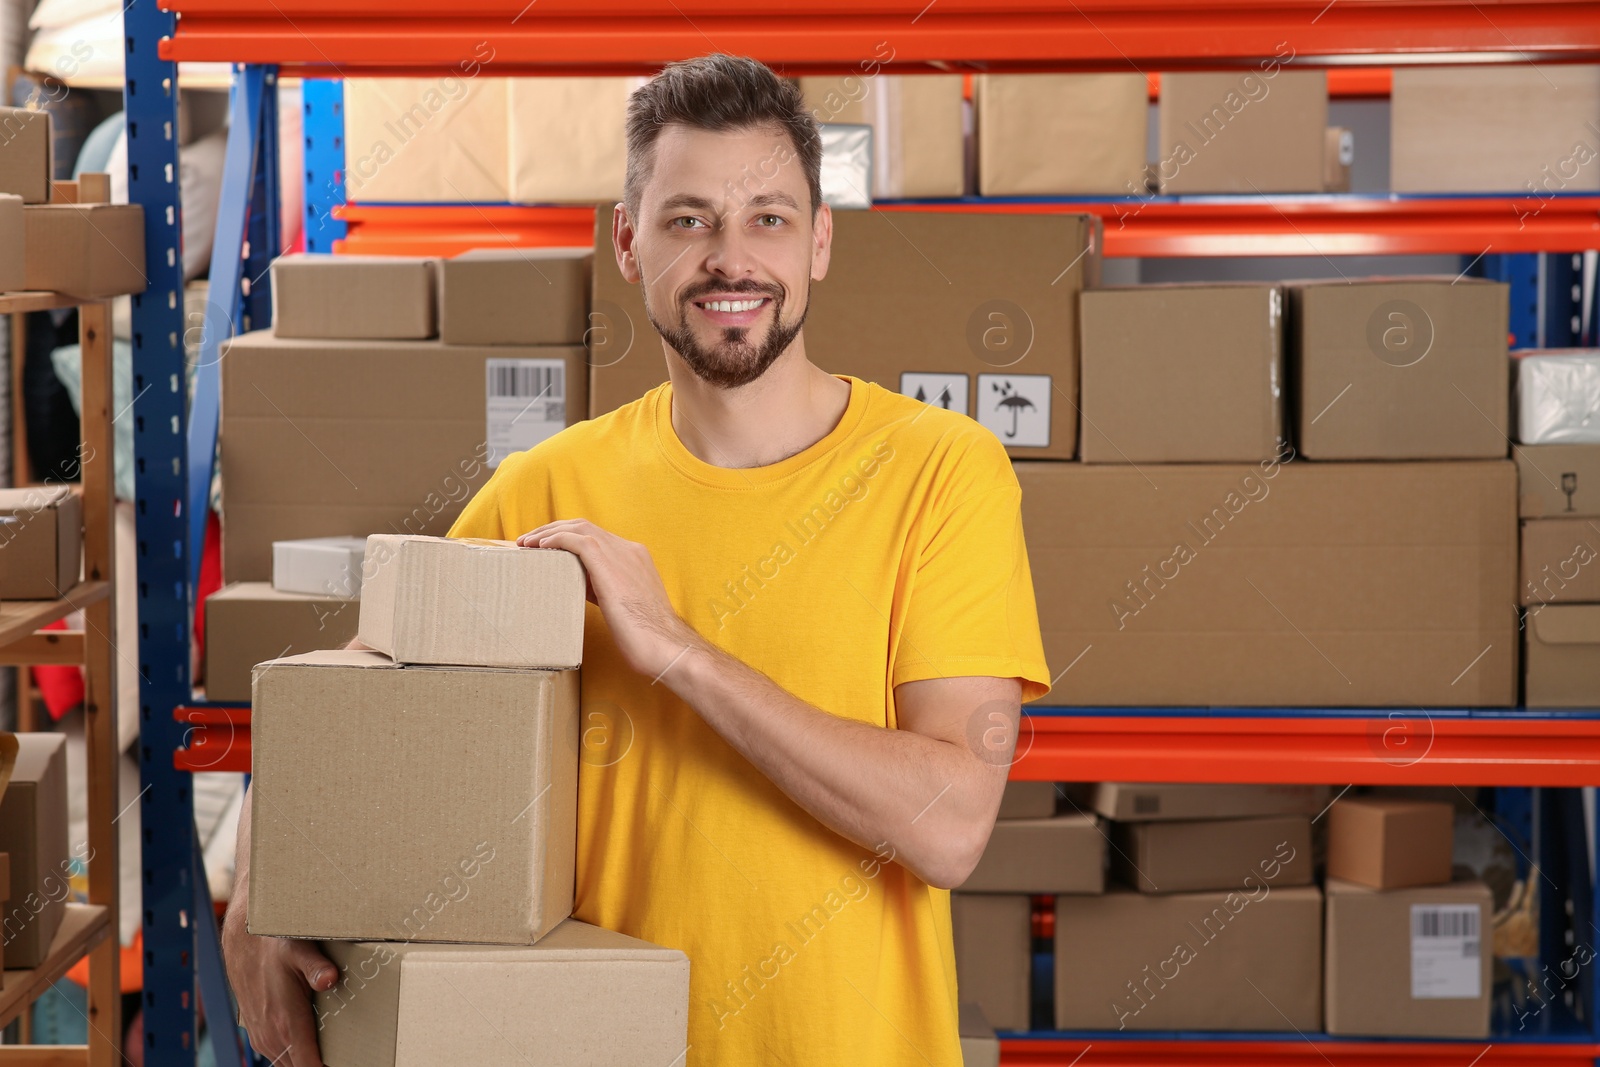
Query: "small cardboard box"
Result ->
[[997, 780, 1056, 820], [963, 813, 1104, 894], [1520, 517, 1600, 606], [1525, 603, 1600, 708], [951, 893, 1031, 1032], [0, 486, 81, 599], [314, 921, 690, 1067], [204, 582, 359, 703], [1080, 284, 1285, 462], [270, 254, 437, 340], [1092, 783, 1331, 823], [957, 1003, 1000, 1067], [1113, 815, 1313, 894], [438, 247, 591, 346], [343, 78, 511, 203], [1291, 278, 1509, 460], [508, 78, 633, 203], [358, 535, 585, 669], [0, 108, 53, 203], [1056, 884, 1323, 1031], [273, 536, 370, 598], [0, 733, 70, 968], [1516, 350, 1600, 445], [24, 204, 147, 298], [800, 75, 965, 198], [247, 650, 579, 943], [0, 194, 23, 291], [1516, 444, 1600, 517], [1326, 797, 1454, 889], [1157, 71, 1327, 193], [976, 74, 1149, 196], [1324, 878, 1491, 1038]]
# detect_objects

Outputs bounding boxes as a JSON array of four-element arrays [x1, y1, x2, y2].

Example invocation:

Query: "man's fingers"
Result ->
[[285, 940, 337, 992], [283, 1000, 328, 1067]]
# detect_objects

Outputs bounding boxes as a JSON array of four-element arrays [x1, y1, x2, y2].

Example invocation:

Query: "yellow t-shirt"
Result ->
[[447, 374, 1051, 1066]]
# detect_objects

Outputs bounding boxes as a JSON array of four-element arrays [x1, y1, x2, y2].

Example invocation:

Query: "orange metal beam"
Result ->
[[175, 706, 251, 773], [1000, 1036, 1600, 1066], [334, 204, 596, 256], [1149, 69, 1393, 99]]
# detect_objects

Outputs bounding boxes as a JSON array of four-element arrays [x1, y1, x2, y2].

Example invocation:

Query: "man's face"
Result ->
[[617, 123, 831, 389]]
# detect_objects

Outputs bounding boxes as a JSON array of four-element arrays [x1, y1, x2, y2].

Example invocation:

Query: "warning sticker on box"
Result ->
[[976, 373, 1051, 447], [487, 358, 566, 467], [1411, 904, 1481, 999]]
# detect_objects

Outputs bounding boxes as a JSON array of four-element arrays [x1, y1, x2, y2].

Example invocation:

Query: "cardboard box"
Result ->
[[204, 582, 359, 703], [997, 780, 1056, 820], [1157, 71, 1327, 194], [1324, 126, 1353, 192], [508, 78, 634, 203], [0, 486, 81, 598], [248, 650, 579, 943], [24, 204, 147, 298], [1524, 603, 1600, 707], [270, 255, 437, 340], [1080, 284, 1285, 463], [1520, 517, 1600, 606], [957, 1003, 1000, 1067], [0, 733, 69, 968], [801, 75, 965, 199], [1392, 65, 1600, 193], [219, 331, 587, 583], [1516, 444, 1600, 517], [975, 74, 1149, 196], [0, 107, 53, 203], [343, 77, 510, 203], [950, 893, 1031, 1032], [439, 247, 591, 345], [1292, 278, 1509, 460], [0, 194, 23, 291], [1326, 797, 1453, 890], [1092, 783, 1331, 823], [358, 535, 585, 669], [314, 921, 690, 1067], [1516, 350, 1600, 446], [1018, 461, 1519, 706], [963, 814, 1104, 893], [589, 209, 1100, 457], [1324, 878, 1491, 1037], [1113, 815, 1313, 894], [273, 536, 369, 598]]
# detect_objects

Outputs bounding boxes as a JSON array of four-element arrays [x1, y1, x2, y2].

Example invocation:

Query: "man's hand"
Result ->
[[221, 913, 337, 1067], [516, 519, 703, 681]]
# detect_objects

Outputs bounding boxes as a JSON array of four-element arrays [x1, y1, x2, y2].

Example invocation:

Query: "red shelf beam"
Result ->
[[333, 204, 595, 257], [1000, 1036, 1600, 1066]]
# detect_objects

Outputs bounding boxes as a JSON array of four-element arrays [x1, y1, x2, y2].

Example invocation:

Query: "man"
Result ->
[[224, 53, 1051, 1066]]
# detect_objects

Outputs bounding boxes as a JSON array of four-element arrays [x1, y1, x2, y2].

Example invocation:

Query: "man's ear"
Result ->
[[614, 202, 642, 285], [810, 201, 833, 283]]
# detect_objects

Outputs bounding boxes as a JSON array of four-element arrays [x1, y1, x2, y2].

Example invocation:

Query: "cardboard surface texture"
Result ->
[[0, 486, 80, 598], [1080, 284, 1285, 462], [0, 108, 52, 203], [1114, 815, 1313, 894], [997, 780, 1057, 820], [24, 204, 146, 297], [359, 535, 585, 669], [0, 194, 22, 291], [273, 536, 370, 598], [1520, 517, 1600, 606], [1157, 71, 1327, 193], [1516, 445, 1600, 517], [438, 247, 591, 345], [508, 78, 633, 203], [204, 582, 359, 703], [976, 74, 1149, 195], [271, 255, 437, 340], [1525, 603, 1600, 707], [1092, 783, 1331, 822], [1516, 350, 1600, 445], [0, 733, 69, 968], [1324, 879, 1491, 1037], [801, 75, 965, 198], [314, 921, 690, 1067], [951, 893, 1031, 1032], [1325, 797, 1454, 890], [963, 813, 1105, 893], [958, 1003, 1001, 1067], [343, 77, 510, 203], [248, 650, 579, 943]]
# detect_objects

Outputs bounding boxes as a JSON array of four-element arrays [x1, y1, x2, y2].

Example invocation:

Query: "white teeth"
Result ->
[[703, 299, 764, 313]]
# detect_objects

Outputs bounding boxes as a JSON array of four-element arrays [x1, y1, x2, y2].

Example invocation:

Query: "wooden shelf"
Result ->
[[0, 582, 111, 651], [0, 293, 93, 315], [0, 905, 111, 1031]]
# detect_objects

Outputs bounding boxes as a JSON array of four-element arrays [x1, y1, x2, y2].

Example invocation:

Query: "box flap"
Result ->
[[1531, 604, 1600, 645], [370, 919, 687, 963], [254, 649, 399, 672], [0, 486, 72, 511]]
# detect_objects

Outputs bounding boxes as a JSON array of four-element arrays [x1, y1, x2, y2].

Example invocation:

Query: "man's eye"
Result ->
[[757, 215, 784, 227], [673, 217, 706, 229]]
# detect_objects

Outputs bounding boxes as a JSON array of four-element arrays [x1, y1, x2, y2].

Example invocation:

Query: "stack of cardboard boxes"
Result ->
[[247, 535, 690, 1065]]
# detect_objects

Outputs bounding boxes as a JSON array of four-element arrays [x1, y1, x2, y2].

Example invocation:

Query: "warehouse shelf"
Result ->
[[0, 906, 113, 1032], [0, 583, 110, 651], [0, 292, 98, 316], [998, 1032, 1600, 1066]]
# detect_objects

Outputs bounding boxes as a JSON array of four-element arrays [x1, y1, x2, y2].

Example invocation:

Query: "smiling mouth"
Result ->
[[695, 298, 769, 313]]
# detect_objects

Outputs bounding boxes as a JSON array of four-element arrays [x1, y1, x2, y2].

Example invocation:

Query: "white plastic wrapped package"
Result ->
[[819, 123, 873, 209], [1517, 349, 1600, 444]]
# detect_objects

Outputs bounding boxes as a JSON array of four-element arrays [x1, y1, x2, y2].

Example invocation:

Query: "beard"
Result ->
[[645, 278, 808, 390]]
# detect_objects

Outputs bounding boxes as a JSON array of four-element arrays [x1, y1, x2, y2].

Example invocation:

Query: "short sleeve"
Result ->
[[445, 459, 515, 540]]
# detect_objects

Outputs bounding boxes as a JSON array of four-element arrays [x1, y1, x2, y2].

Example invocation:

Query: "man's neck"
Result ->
[[666, 344, 853, 470]]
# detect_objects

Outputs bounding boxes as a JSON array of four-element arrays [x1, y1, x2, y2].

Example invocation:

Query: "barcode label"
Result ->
[[486, 359, 567, 467], [1411, 904, 1482, 1000]]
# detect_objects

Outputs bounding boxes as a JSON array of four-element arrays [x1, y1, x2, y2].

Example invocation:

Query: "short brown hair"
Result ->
[[624, 53, 823, 219]]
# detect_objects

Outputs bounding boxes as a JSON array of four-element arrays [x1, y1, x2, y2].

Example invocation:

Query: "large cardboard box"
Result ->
[[1157, 71, 1327, 194], [438, 248, 591, 345], [24, 204, 146, 298], [343, 77, 510, 203], [1516, 350, 1600, 445], [508, 78, 634, 203], [957, 1003, 1000, 1067], [204, 582, 359, 703], [801, 75, 964, 199], [1392, 65, 1600, 193], [1525, 603, 1600, 707], [1080, 284, 1284, 462], [1326, 797, 1454, 889], [963, 814, 1104, 894], [1324, 878, 1491, 1037], [271, 255, 437, 340], [274, 536, 369, 598], [1113, 815, 1312, 894], [1092, 782, 1330, 822], [1516, 444, 1600, 517], [1292, 278, 1509, 460], [219, 331, 587, 583], [1520, 517, 1600, 606], [0, 108, 52, 203], [997, 780, 1056, 820], [0, 194, 23, 291], [315, 921, 690, 1067], [951, 893, 1031, 1032], [248, 650, 579, 943], [0, 734, 69, 968], [976, 74, 1148, 196], [359, 535, 585, 669], [1018, 461, 1519, 706], [0, 486, 81, 598], [1057, 884, 1323, 1031]]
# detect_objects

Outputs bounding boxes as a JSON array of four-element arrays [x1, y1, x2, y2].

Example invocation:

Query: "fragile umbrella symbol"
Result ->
[[993, 380, 1035, 438]]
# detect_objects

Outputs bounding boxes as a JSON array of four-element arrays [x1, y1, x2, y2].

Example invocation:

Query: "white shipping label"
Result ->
[[1410, 904, 1481, 999], [976, 373, 1051, 448], [900, 372, 969, 417], [486, 358, 567, 467]]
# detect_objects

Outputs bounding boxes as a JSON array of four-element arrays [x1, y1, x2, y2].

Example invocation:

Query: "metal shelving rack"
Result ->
[[122, 2, 1600, 1064]]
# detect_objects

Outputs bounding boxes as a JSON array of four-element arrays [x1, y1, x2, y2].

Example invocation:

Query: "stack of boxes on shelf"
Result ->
[[247, 535, 689, 1064]]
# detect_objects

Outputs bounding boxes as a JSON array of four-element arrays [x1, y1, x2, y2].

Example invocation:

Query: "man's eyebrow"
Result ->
[[745, 191, 801, 212], [658, 194, 719, 214]]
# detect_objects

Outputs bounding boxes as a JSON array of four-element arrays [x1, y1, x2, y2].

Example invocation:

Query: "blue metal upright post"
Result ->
[[302, 79, 348, 254]]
